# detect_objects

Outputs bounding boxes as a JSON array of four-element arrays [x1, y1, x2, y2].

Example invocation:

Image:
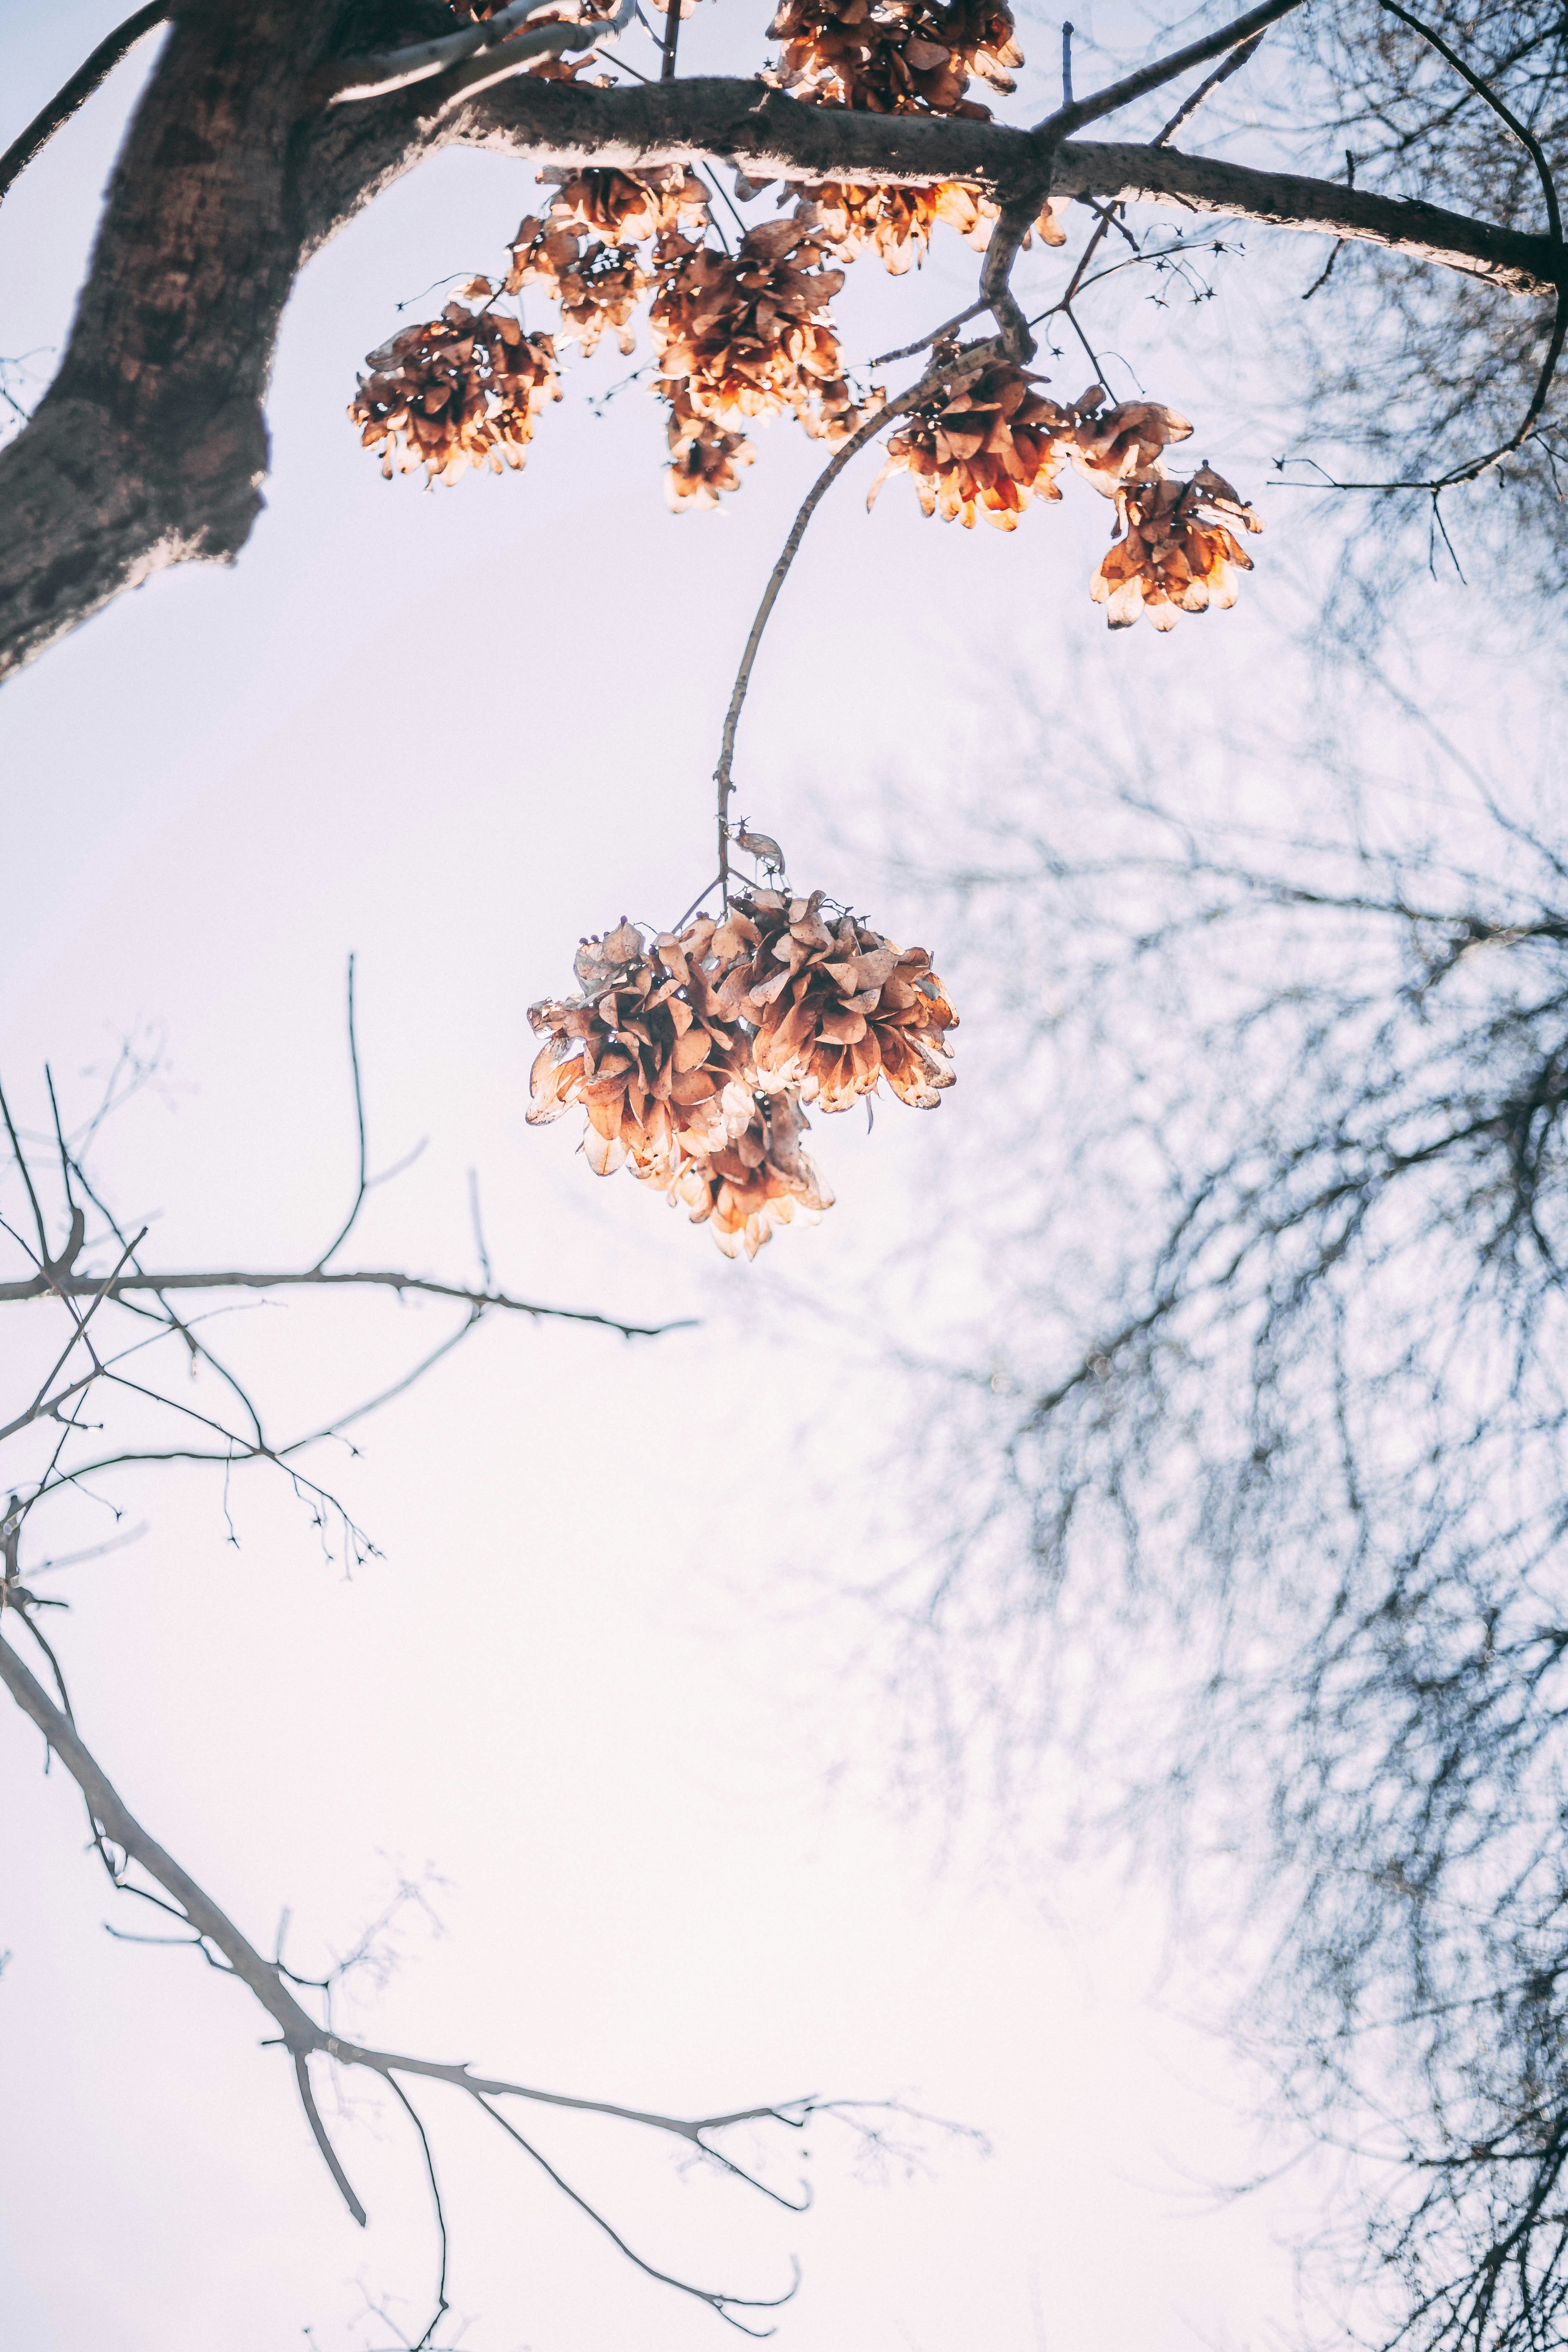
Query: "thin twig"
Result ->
[[295, 2052, 369, 2226], [0, 1261, 693, 1336], [1035, 0, 1307, 138], [713, 340, 1003, 897], [0, 2, 166, 209], [385, 2076, 451, 2349], [660, 0, 682, 80], [869, 301, 985, 368], [314, 956, 368, 1272], [1152, 26, 1267, 145], [1378, 0, 1562, 244]]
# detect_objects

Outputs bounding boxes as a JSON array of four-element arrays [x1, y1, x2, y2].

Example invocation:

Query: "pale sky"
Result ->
[[0, 1, 1498, 2347]]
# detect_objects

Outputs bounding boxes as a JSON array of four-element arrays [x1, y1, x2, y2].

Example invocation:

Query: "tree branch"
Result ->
[[2, 15, 1561, 684], [0, 1625, 869, 2316], [0, 1, 167, 209], [0, 1264, 692, 1338]]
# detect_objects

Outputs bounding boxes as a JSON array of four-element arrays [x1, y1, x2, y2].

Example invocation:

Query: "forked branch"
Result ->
[[0, 1625, 889, 2335]]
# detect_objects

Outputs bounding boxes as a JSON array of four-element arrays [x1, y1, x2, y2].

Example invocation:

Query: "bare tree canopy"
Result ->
[[839, 668, 1568, 2350]]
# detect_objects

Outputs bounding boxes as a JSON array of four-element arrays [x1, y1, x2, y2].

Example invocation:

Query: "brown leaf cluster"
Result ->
[[769, 0, 1023, 116], [528, 892, 957, 1254], [505, 170, 709, 358], [869, 362, 1093, 528], [658, 1090, 835, 1259], [528, 918, 756, 1179], [651, 221, 870, 442], [350, 295, 561, 485], [713, 889, 958, 1112], [665, 388, 756, 511], [793, 181, 1065, 271], [794, 180, 996, 272], [1092, 463, 1264, 630]]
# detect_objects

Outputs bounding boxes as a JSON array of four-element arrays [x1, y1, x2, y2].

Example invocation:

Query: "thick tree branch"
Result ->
[[447, 84, 1566, 296], [2, 13, 1561, 686]]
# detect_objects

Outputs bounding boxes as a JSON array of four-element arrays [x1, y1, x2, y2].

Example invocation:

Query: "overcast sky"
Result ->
[[0, 2, 1509, 2347]]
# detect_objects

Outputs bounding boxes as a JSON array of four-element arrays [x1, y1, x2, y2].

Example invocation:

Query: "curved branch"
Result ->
[[0, 1, 167, 209], [3, 25, 1562, 684], [0, 1628, 857, 2320], [1377, 0, 1562, 245], [712, 340, 1006, 892], [294, 2051, 369, 2226]]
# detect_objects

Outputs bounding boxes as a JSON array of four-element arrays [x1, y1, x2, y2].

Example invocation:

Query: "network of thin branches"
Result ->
[[1271, 0, 1567, 601], [822, 686, 1568, 2352], [0, 997, 939, 2344]]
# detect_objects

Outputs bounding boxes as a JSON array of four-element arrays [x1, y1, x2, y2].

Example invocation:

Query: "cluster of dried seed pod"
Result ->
[[664, 389, 757, 511], [1091, 464, 1264, 629], [505, 168, 709, 357], [793, 179, 998, 271], [527, 891, 958, 1257], [870, 362, 1087, 526], [348, 157, 1262, 622], [349, 291, 560, 484], [792, 180, 1065, 271], [869, 362, 1264, 626], [650, 220, 872, 443], [768, 0, 1024, 116]]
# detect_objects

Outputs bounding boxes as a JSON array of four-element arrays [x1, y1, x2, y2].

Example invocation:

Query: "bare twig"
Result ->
[[313, 954, 369, 1272], [713, 339, 1004, 900], [1152, 26, 1268, 146], [0, 1627, 887, 2326], [295, 2051, 369, 2226], [1036, 0, 1307, 139], [660, 0, 683, 81], [0, 2, 166, 209], [0, 1262, 692, 1338]]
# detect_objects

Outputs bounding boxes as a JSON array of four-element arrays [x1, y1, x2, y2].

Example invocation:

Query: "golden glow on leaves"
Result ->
[[650, 220, 876, 443], [766, 0, 1024, 118], [348, 302, 560, 484], [527, 892, 958, 1255]]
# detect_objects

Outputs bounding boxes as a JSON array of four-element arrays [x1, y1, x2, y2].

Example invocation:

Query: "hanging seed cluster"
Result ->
[[505, 168, 709, 358], [767, 0, 1024, 116], [348, 146, 1262, 623], [790, 180, 1001, 272], [650, 220, 869, 443], [789, 181, 1064, 275], [1091, 464, 1263, 629], [714, 891, 957, 1109], [528, 892, 957, 1257], [665, 390, 756, 510], [349, 294, 560, 485], [868, 364, 1264, 625]]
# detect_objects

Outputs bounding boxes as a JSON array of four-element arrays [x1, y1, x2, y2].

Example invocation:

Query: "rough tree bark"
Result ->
[[1, 0, 1562, 684]]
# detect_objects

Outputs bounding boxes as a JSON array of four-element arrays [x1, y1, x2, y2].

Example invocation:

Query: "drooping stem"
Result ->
[[712, 343, 1002, 903]]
